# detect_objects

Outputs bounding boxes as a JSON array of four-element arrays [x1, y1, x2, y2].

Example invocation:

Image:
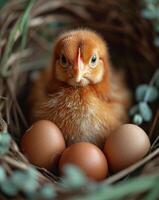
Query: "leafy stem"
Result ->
[[144, 68, 159, 102], [129, 68, 159, 125]]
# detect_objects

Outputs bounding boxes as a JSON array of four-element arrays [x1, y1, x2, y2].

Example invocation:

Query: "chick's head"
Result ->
[[52, 29, 110, 87]]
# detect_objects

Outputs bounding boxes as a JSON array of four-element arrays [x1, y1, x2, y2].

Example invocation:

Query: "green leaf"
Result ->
[[0, 133, 11, 155], [20, 0, 35, 49], [61, 164, 87, 189], [22, 168, 38, 193], [40, 184, 56, 199], [0, 166, 6, 182], [23, 178, 39, 193], [10, 170, 27, 189], [139, 102, 152, 122], [129, 105, 139, 116], [142, 9, 157, 19], [27, 166, 38, 179], [0, 133, 11, 145], [73, 174, 158, 200], [0, 0, 35, 77], [1, 179, 18, 196], [0, 146, 9, 155], [133, 114, 143, 125], [11, 169, 39, 193], [136, 84, 158, 102]]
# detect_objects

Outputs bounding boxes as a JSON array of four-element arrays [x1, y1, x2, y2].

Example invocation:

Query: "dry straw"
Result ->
[[0, 0, 159, 199]]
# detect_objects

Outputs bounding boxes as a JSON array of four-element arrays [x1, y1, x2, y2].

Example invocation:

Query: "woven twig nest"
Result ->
[[0, 0, 159, 200]]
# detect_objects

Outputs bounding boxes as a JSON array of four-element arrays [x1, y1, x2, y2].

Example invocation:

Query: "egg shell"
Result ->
[[59, 142, 108, 181], [21, 120, 66, 170], [104, 124, 150, 172]]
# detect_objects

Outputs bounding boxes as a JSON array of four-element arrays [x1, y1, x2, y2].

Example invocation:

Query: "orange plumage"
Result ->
[[29, 29, 132, 148]]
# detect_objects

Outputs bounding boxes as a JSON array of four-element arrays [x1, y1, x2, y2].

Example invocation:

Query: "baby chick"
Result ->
[[29, 29, 132, 148]]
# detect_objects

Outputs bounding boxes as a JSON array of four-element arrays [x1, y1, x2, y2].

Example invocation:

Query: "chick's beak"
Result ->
[[73, 48, 85, 83]]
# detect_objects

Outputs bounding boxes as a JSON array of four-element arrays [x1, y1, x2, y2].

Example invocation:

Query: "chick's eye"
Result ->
[[60, 54, 68, 68], [90, 54, 97, 68]]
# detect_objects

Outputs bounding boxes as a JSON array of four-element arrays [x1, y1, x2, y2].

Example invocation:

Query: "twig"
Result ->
[[5, 50, 31, 68], [0, 113, 8, 132], [7, 80, 28, 128], [31, 1, 65, 17], [151, 135, 159, 150], [1, 155, 54, 184], [1, 155, 28, 170], [104, 148, 159, 185], [149, 109, 159, 139], [29, 15, 73, 27], [30, 31, 51, 52]]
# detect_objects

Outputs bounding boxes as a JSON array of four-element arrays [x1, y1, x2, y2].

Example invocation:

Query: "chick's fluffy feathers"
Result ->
[[29, 29, 131, 148]]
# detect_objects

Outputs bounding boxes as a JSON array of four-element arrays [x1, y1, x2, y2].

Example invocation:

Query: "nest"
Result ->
[[0, 0, 159, 199]]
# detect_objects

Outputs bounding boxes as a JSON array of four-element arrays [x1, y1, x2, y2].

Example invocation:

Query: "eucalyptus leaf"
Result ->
[[0, 167, 6, 182], [133, 114, 143, 125], [0, 133, 11, 155], [1, 179, 18, 196], [73, 174, 158, 200], [22, 177, 39, 193], [142, 9, 157, 19], [10, 171, 28, 189], [0, 145, 9, 155], [23, 182, 38, 194], [10, 169, 39, 193], [139, 102, 152, 122], [40, 184, 56, 199], [129, 105, 139, 116], [27, 166, 38, 179], [136, 84, 158, 102], [61, 165, 87, 189], [0, 133, 11, 145]]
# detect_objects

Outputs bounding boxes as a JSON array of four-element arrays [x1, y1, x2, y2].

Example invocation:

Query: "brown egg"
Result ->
[[59, 142, 108, 181], [104, 124, 150, 172], [21, 120, 66, 170]]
